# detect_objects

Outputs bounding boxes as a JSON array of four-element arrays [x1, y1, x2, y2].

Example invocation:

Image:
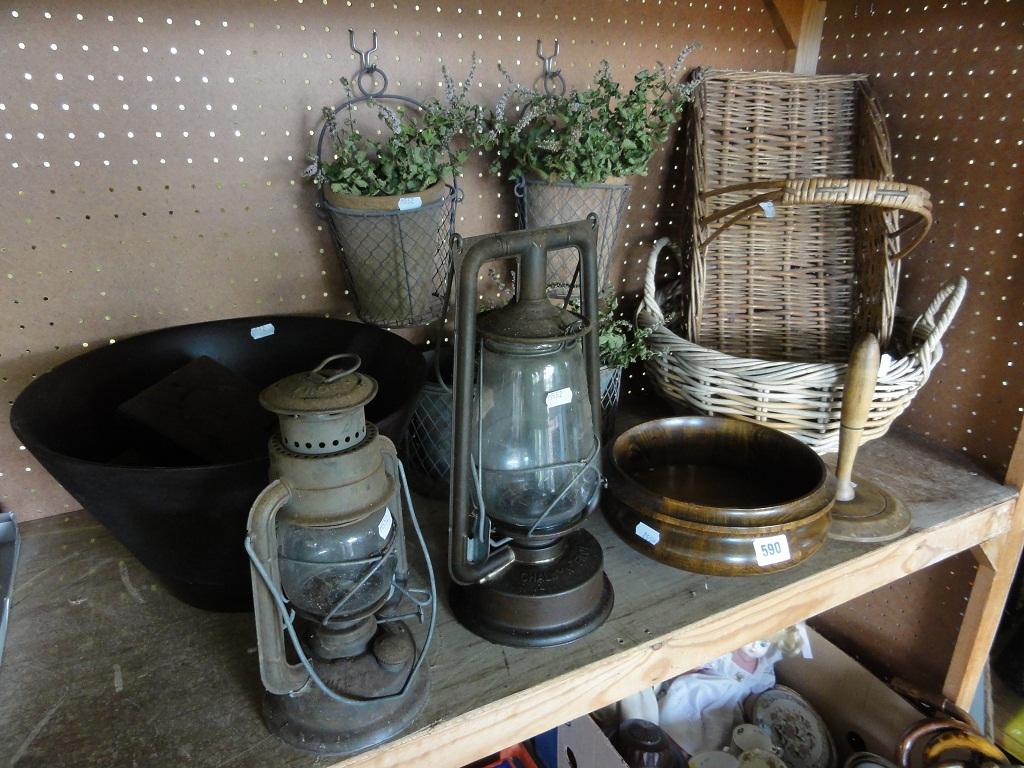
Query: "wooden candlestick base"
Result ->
[[829, 478, 910, 542]]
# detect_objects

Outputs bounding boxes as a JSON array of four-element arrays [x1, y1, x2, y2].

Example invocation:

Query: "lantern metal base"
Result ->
[[449, 529, 614, 648], [829, 477, 911, 543], [262, 623, 428, 757]]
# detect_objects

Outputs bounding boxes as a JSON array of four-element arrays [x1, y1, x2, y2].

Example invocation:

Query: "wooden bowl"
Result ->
[[604, 416, 835, 575]]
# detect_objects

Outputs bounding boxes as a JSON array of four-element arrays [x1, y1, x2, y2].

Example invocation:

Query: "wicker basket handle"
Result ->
[[701, 178, 933, 262], [639, 237, 679, 326], [910, 276, 968, 368]]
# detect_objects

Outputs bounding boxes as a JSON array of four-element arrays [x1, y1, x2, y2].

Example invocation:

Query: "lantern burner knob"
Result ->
[[373, 631, 413, 672]]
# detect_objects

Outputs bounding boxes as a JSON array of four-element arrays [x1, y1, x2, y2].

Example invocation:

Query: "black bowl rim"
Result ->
[[11, 313, 425, 473]]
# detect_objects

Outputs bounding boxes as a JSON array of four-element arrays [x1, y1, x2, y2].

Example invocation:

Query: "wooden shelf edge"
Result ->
[[334, 496, 1017, 768]]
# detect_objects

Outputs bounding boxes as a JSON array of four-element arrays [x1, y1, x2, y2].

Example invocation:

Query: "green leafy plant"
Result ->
[[482, 46, 701, 185], [307, 58, 483, 197], [593, 295, 659, 369], [560, 290, 658, 369]]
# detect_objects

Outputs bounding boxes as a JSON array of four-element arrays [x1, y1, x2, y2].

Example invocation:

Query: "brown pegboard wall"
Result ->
[[811, 549, 978, 695], [0, 0, 790, 520], [818, 0, 1024, 479]]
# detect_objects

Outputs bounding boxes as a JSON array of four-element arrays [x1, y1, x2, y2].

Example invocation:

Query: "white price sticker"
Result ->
[[398, 196, 423, 211], [378, 508, 394, 540], [545, 387, 573, 408], [250, 322, 275, 340], [753, 534, 790, 567], [635, 522, 660, 546]]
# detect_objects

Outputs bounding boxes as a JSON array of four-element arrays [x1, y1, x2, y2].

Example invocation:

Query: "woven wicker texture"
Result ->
[[324, 188, 456, 328], [518, 178, 631, 290], [681, 71, 929, 361], [639, 70, 959, 453], [642, 239, 966, 452]]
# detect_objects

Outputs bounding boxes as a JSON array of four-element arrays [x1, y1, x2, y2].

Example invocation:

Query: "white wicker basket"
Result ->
[[638, 238, 967, 453]]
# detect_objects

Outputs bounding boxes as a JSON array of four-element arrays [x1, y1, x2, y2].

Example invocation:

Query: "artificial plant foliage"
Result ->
[[483, 45, 702, 185], [308, 57, 483, 197], [592, 295, 659, 369], [556, 289, 659, 369]]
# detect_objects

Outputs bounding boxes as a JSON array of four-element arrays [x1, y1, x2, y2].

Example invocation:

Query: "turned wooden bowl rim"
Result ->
[[606, 415, 836, 527], [619, 493, 833, 536], [604, 494, 832, 576]]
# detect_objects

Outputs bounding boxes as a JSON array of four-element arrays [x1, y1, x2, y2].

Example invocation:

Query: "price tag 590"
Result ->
[[753, 534, 791, 567]]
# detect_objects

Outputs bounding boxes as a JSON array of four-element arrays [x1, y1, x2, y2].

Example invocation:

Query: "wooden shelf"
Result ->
[[0, 428, 1017, 767]]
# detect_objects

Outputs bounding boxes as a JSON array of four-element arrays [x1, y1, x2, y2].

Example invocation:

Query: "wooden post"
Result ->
[[943, 424, 1024, 708], [765, 0, 828, 74]]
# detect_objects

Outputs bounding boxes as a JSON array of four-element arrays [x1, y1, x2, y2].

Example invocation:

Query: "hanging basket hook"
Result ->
[[348, 29, 388, 96], [536, 39, 567, 96], [349, 28, 379, 72]]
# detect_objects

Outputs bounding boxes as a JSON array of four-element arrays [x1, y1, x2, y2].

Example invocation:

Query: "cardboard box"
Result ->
[[533, 716, 628, 768]]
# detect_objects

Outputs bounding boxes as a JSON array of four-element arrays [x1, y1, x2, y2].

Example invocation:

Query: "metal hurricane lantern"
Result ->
[[448, 215, 614, 647], [245, 354, 435, 756]]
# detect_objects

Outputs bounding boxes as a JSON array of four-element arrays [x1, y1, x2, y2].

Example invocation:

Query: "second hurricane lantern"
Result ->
[[448, 215, 614, 647]]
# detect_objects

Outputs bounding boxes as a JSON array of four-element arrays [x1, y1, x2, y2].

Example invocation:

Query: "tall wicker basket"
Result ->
[[639, 70, 966, 453]]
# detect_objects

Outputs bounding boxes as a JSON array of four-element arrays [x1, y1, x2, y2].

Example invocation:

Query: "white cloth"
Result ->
[[658, 648, 782, 755], [619, 687, 660, 724]]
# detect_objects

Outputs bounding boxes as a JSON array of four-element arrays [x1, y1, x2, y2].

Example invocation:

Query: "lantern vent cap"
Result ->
[[476, 299, 590, 345], [259, 353, 377, 416]]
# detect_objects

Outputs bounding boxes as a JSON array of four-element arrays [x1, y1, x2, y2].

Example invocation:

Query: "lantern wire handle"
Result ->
[[309, 353, 362, 383], [321, 548, 393, 624], [473, 339, 490, 542], [243, 457, 436, 705]]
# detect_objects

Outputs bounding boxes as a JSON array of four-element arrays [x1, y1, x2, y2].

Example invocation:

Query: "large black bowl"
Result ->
[[10, 315, 426, 610]]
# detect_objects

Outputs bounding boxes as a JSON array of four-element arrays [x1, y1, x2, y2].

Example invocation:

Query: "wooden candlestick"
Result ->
[[829, 333, 911, 542]]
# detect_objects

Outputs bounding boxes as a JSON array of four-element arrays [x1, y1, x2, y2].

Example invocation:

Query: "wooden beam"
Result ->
[[944, 423, 1024, 708], [765, 0, 828, 74], [764, 0, 803, 48], [793, 0, 827, 74]]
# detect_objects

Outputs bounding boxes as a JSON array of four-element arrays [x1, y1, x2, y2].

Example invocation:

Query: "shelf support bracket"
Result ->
[[943, 424, 1024, 709]]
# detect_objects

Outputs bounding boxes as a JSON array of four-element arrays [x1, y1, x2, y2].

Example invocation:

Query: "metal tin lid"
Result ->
[[259, 353, 377, 416]]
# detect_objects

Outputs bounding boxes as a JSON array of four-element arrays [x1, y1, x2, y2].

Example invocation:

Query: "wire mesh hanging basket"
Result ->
[[402, 347, 454, 500], [312, 33, 460, 329], [599, 365, 624, 443], [321, 183, 459, 327], [516, 176, 631, 292]]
